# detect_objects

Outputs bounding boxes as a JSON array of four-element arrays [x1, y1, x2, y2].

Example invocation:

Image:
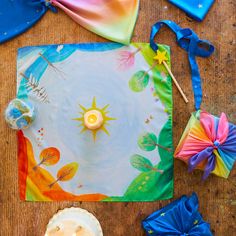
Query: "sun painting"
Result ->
[[74, 97, 116, 141]]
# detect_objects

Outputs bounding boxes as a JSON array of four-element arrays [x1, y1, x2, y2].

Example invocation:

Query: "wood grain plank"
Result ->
[[0, 0, 235, 235]]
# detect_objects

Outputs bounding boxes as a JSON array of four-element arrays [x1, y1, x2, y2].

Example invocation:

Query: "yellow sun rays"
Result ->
[[74, 97, 116, 141]]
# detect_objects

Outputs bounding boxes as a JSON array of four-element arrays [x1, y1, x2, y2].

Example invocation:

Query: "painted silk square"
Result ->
[[17, 43, 173, 201]]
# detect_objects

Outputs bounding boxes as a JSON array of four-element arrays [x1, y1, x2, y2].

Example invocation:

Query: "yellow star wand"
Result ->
[[154, 50, 189, 104]]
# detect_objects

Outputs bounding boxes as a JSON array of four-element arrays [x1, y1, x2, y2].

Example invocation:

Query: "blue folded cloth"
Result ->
[[142, 192, 212, 235], [0, 0, 48, 43], [168, 0, 215, 21]]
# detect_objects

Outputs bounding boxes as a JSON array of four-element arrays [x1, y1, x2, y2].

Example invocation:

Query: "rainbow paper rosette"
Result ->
[[175, 110, 236, 179]]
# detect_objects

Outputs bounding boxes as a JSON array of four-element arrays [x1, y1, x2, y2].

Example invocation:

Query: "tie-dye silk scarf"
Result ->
[[0, 0, 139, 44], [175, 110, 236, 179]]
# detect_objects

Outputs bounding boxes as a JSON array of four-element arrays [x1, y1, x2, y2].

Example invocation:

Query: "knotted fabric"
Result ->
[[150, 20, 214, 110], [0, 0, 139, 44], [142, 192, 212, 235], [175, 111, 236, 179]]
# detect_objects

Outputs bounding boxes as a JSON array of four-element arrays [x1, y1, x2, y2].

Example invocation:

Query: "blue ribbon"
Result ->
[[150, 20, 214, 110]]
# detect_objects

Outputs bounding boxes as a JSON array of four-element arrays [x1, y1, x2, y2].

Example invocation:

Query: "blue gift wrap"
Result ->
[[142, 193, 212, 235], [0, 0, 57, 43], [168, 0, 215, 21]]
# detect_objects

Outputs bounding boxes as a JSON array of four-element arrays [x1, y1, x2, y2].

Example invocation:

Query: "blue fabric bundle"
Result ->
[[142, 193, 212, 235], [168, 0, 215, 21], [0, 0, 54, 43]]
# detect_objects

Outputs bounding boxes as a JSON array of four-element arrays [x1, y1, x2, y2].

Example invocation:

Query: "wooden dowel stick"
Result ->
[[163, 61, 189, 104]]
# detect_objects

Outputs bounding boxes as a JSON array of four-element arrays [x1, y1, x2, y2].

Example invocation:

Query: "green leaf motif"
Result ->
[[130, 154, 153, 172], [138, 133, 157, 151], [129, 71, 149, 92]]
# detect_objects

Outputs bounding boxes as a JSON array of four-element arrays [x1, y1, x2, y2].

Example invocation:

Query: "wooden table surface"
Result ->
[[0, 1, 235, 235]]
